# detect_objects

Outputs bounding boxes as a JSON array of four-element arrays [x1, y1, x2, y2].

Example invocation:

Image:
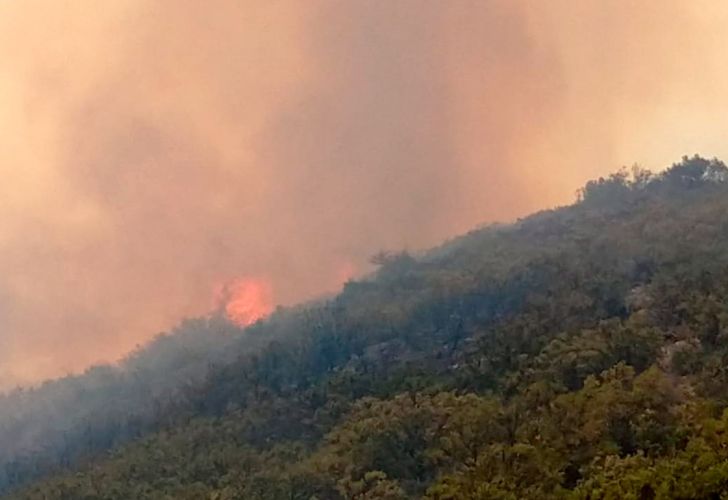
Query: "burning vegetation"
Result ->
[[215, 277, 274, 326]]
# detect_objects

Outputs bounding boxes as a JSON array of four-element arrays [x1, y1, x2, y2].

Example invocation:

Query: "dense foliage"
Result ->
[[7, 156, 728, 498]]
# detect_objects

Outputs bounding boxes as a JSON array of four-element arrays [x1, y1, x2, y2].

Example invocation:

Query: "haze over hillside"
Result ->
[[3, 1, 728, 386], [4, 157, 728, 498]]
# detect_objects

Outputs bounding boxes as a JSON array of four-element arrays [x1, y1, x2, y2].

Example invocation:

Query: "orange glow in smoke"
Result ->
[[335, 261, 357, 288], [217, 277, 274, 326]]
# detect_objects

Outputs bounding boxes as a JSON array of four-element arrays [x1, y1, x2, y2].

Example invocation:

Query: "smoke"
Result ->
[[0, 0, 727, 386]]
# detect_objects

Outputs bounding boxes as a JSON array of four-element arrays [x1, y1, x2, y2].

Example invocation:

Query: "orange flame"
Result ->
[[216, 277, 274, 326]]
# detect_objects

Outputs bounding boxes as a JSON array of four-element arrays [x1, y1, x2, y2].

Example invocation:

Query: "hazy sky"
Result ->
[[1, 0, 728, 386]]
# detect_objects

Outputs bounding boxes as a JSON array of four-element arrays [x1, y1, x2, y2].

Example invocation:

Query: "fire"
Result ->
[[334, 261, 357, 288], [216, 277, 274, 326]]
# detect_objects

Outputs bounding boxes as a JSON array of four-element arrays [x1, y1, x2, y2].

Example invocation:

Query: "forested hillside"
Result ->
[[8, 156, 728, 498]]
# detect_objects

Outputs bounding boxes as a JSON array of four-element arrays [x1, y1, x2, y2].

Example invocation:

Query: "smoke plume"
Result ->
[[0, 0, 727, 385]]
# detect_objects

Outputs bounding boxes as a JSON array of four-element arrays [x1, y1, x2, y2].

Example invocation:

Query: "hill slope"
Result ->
[[9, 156, 728, 498]]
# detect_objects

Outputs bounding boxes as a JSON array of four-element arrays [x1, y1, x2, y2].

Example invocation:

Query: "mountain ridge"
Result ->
[[6, 155, 728, 498]]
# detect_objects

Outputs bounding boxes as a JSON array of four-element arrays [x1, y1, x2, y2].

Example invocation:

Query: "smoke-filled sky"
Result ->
[[1, 0, 728, 386]]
